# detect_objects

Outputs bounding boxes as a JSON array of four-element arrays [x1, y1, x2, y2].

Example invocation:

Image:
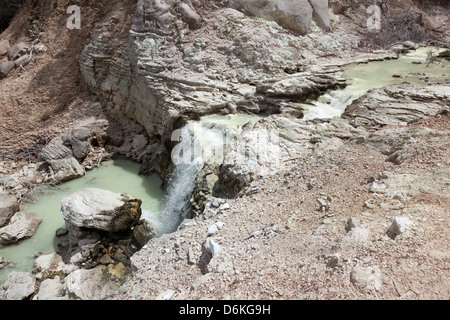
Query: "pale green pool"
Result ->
[[0, 158, 164, 283]]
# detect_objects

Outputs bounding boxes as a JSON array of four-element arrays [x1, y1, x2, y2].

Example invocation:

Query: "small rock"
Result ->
[[219, 203, 230, 210], [33, 276, 67, 300], [7, 42, 28, 61], [207, 224, 219, 236], [345, 217, 360, 233], [132, 220, 156, 247], [380, 200, 404, 211], [156, 289, 175, 300], [33, 252, 65, 278], [387, 217, 413, 240], [350, 265, 382, 291], [307, 178, 316, 190], [178, 3, 203, 30], [14, 55, 30, 68], [204, 238, 221, 257], [0, 40, 9, 56], [215, 221, 224, 230], [326, 254, 341, 269], [56, 228, 68, 237], [64, 266, 120, 300], [211, 198, 220, 208], [0, 211, 42, 245], [0, 192, 20, 227], [355, 136, 366, 144], [403, 41, 418, 49], [317, 198, 327, 207], [187, 247, 196, 265], [367, 182, 386, 194]]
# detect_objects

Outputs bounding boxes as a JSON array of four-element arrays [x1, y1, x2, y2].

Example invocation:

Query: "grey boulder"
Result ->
[[38, 144, 85, 183], [0, 192, 19, 227], [60, 188, 142, 233], [0, 61, 15, 79], [0, 272, 36, 300], [0, 211, 42, 245]]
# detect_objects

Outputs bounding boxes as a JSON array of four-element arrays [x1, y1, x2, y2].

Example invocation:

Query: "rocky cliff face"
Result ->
[[78, 0, 352, 177]]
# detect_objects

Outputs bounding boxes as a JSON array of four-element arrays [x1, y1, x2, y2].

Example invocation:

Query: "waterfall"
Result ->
[[154, 114, 261, 236], [155, 122, 204, 236], [302, 86, 362, 120]]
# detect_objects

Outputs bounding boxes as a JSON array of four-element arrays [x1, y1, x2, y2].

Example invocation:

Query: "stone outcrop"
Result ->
[[0, 211, 42, 245], [343, 83, 450, 127], [78, 0, 345, 178], [59, 188, 143, 270]]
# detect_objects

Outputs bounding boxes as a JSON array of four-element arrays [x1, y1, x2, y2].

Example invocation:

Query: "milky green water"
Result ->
[[302, 47, 450, 120], [0, 158, 164, 283]]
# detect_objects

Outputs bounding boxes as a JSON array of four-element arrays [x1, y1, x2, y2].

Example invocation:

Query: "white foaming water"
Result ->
[[156, 114, 261, 236], [155, 122, 203, 235]]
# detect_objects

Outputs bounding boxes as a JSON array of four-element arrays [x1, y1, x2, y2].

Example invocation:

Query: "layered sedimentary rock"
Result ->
[[60, 188, 142, 234], [343, 83, 450, 127], [78, 0, 345, 176]]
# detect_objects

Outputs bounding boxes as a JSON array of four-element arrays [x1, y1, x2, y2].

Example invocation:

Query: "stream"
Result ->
[[0, 46, 448, 283], [302, 46, 449, 120]]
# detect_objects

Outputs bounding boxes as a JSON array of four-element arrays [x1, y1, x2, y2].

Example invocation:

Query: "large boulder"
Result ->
[[60, 188, 142, 233], [38, 144, 85, 183], [7, 42, 28, 61], [0, 211, 42, 245], [0, 61, 15, 79], [33, 276, 67, 300], [0, 272, 36, 300], [62, 128, 92, 161], [231, 0, 314, 35], [309, 0, 331, 31], [64, 266, 120, 300], [33, 252, 66, 279], [0, 192, 20, 227]]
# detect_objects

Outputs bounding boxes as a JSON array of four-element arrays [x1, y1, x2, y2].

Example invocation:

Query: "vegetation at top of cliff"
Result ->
[[365, 1, 439, 49], [0, 0, 25, 32]]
